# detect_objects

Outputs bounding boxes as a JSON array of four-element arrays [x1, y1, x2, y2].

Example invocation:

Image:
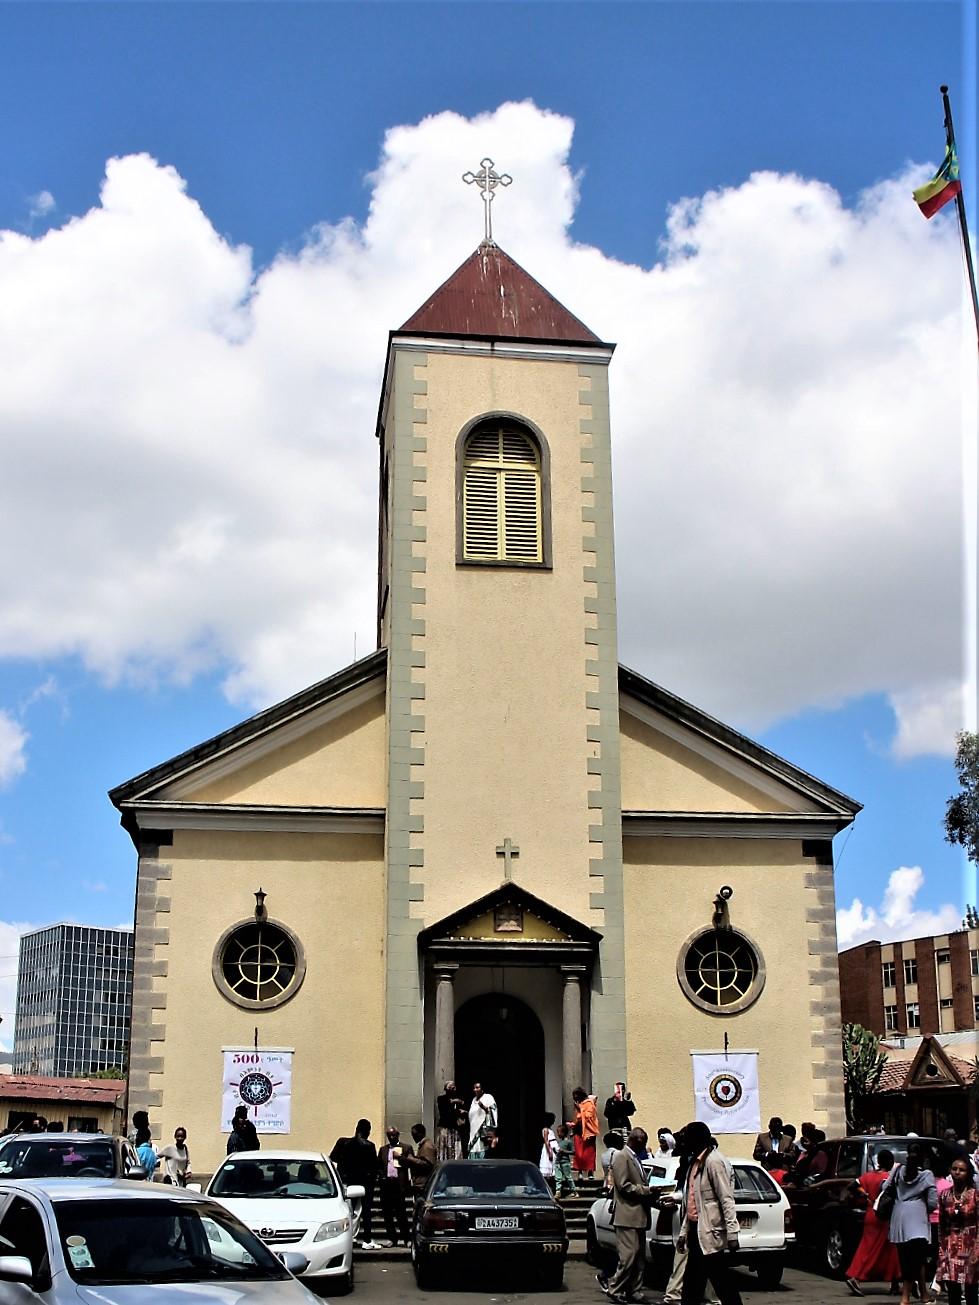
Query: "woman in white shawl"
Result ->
[[467, 1082, 497, 1159]]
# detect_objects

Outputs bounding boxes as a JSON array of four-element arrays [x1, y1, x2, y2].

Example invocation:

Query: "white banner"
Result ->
[[221, 1048, 293, 1134], [690, 1051, 760, 1134]]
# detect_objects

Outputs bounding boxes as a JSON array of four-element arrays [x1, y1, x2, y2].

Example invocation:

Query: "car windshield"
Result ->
[[431, 1163, 550, 1198], [210, 1157, 338, 1199], [52, 1198, 291, 1285], [0, 1138, 116, 1178]]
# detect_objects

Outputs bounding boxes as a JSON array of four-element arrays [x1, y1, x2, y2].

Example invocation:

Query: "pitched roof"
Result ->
[[619, 663, 862, 819], [876, 1035, 974, 1094], [398, 242, 605, 345], [108, 648, 387, 820], [0, 1075, 125, 1106]]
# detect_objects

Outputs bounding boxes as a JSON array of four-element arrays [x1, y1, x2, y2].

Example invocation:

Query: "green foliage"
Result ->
[[842, 1022, 887, 1133], [87, 1066, 125, 1079], [945, 731, 979, 865]]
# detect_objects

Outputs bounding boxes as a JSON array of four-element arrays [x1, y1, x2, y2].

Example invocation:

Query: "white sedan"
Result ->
[[205, 1150, 363, 1294], [0, 1177, 320, 1305], [586, 1155, 794, 1290]]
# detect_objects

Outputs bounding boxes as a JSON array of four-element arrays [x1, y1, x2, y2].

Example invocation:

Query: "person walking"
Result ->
[[845, 1147, 901, 1296], [376, 1126, 413, 1247], [330, 1119, 379, 1250], [467, 1083, 497, 1159], [937, 1155, 979, 1305], [661, 1126, 718, 1305], [597, 1126, 656, 1304], [603, 1082, 637, 1141], [159, 1127, 191, 1187], [553, 1125, 576, 1200], [435, 1081, 466, 1161], [570, 1087, 599, 1178], [227, 1105, 259, 1153], [539, 1112, 557, 1189], [135, 1125, 158, 1180], [886, 1141, 939, 1305], [674, 1120, 742, 1305]]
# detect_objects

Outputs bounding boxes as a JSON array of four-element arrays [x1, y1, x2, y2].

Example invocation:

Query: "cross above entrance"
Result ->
[[496, 837, 520, 881]]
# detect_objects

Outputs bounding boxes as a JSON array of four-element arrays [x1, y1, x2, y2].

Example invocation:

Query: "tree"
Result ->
[[945, 730, 979, 864], [87, 1066, 125, 1080], [842, 1022, 887, 1133]]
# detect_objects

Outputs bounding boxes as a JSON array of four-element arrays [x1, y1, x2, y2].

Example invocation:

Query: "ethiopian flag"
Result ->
[[913, 141, 962, 218]]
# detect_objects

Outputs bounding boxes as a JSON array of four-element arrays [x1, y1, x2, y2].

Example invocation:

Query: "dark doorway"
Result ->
[[455, 992, 545, 1163]]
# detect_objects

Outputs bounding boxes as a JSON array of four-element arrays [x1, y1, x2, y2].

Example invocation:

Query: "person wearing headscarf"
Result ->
[[435, 1081, 466, 1161]]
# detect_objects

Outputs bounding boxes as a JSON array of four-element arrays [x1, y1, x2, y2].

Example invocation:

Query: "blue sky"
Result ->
[[0, 1, 976, 1037]]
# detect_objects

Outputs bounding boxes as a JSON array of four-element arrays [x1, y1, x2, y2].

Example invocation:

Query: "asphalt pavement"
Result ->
[[344, 1257, 866, 1303]]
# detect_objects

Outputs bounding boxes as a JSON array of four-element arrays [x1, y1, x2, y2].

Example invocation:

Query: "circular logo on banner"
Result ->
[[238, 1071, 275, 1107], [708, 1072, 743, 1109]]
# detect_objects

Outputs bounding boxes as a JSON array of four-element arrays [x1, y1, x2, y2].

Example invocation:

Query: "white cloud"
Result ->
[[0, 920, 36, 1055], [0, 714, 27, 787], [837, 865, 963, 949], [889, 681, 968, 758], [28, 190, 55, 220], [0, 104, 970, 755]]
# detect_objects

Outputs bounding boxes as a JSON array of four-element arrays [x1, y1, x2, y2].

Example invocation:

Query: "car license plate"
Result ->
[[737, 1213, 757, 1229], [475, 1217, 519, 1230]]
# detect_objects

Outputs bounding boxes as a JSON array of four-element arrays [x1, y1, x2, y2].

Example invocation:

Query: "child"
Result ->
[[554, 1124, 577, 1199]]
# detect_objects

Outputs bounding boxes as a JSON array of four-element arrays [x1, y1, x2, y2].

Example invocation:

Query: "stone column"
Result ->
[[561, 966, 586, 1121], [434, 964, 459, 1090]]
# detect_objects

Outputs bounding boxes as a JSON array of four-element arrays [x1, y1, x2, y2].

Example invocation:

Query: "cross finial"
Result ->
[[462, 158, 512, 244], [496, 836, 520, 881]]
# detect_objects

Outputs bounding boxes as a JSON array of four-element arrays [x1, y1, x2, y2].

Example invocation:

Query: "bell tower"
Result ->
[[376, 219, 626, 1126]]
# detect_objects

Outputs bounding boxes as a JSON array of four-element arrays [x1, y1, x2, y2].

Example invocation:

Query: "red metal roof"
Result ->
[[0, 1075, 126, 1106], [399, 243, 602, 344]]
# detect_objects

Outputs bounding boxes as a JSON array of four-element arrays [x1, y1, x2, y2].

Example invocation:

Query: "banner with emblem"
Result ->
[[221, 1047, 293, 1133], [690, 1051, 760, 1134]]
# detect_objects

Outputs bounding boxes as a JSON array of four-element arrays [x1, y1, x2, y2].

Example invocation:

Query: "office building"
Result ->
[[13, 924, 133, 1077], [839, 927, 979, 1037]]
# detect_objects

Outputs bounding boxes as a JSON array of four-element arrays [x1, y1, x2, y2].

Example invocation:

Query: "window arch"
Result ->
[[458, 418, 548, 565]]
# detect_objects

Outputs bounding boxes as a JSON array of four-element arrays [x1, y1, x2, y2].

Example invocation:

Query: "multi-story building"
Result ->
[[839, 927, 979, 1038], [13, 924, 134, 1077]]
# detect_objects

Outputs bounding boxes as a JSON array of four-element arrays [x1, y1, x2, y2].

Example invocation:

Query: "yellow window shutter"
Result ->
[[502, 468, 542, 561], [463, 464, 500, 558]]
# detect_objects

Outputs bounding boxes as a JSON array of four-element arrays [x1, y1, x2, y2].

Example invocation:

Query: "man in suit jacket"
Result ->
[[676, 1121, 742, 1305], [600, 1127, 656, 1303], [752, 1117, 792, 1162], [405, 1123, 438, 1191], [377, 1126, 414, 1246]]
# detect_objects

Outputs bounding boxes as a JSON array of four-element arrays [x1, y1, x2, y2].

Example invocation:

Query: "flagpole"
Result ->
[[939, 85, 979, 351]]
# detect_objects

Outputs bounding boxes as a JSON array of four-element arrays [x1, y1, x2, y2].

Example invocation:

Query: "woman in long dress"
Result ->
[[569, 1087, 599, 1178], [435, 1081, 466, 1161], [539, 1112, 557, 1190], [467, 1084, 497, 1160], [937, 1156, 979, 1305], [845, 1147, 901, 1296]]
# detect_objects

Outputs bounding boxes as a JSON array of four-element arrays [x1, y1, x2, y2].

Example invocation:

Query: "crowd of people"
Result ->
[[843, 1129, 979, 1305]]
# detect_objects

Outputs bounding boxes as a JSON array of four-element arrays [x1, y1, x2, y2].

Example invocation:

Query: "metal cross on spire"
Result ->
[[462, 158, 512, 245]]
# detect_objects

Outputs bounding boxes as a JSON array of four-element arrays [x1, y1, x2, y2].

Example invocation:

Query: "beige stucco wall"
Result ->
[[0, 1098, 122, 1134], [183, 693, 386, 808], [619, 708, 800, 814], [412, 351, 601, 926], [623, 837, 841, 1147], [149, 828, 385, 1173]]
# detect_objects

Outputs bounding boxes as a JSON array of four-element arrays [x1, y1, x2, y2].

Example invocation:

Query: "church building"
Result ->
[[110, 227, 860, 1170]]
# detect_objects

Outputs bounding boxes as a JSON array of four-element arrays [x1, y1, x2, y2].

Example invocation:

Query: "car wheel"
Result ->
[[753, 1258, 784, 1289], [644, 1245, 674, 1289], [585, 1217, 601, 1266], [334, 1268, 354, 1296], [539, 1260, 564, 1290], [823, 1224, 847, 1278]]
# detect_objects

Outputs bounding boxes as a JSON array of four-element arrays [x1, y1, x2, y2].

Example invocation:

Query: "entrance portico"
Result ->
[[418, 884, 601, 1148]]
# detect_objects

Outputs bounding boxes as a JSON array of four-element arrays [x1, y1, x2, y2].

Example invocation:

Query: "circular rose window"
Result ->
[[212, 919, 305, 1011], [677, 928, 765, 1015]]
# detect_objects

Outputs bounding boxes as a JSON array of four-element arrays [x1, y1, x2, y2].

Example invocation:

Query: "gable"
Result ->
[[617, 664, 860, 825], [418, 883, 601, 958], [164, 685, 386, 808], [906, 1036, 967, 1089], [620, 702, 809, 814]]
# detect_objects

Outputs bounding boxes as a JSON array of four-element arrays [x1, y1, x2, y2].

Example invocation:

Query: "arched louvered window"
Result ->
[[461, 423, 544, 563]]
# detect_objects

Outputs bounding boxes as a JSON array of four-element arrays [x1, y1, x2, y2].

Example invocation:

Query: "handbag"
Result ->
[[874, 1171, 898, 1220]]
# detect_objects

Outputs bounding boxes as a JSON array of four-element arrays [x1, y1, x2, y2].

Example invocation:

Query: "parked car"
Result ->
[[586, 1155, 793, 1289], [0, 1133, 144, 1181], [204, 1149, 363, 1293], [784, 1134, 942, 1277], [411, 1158, 567, 1289], [0, 1177, 320, 1305]]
